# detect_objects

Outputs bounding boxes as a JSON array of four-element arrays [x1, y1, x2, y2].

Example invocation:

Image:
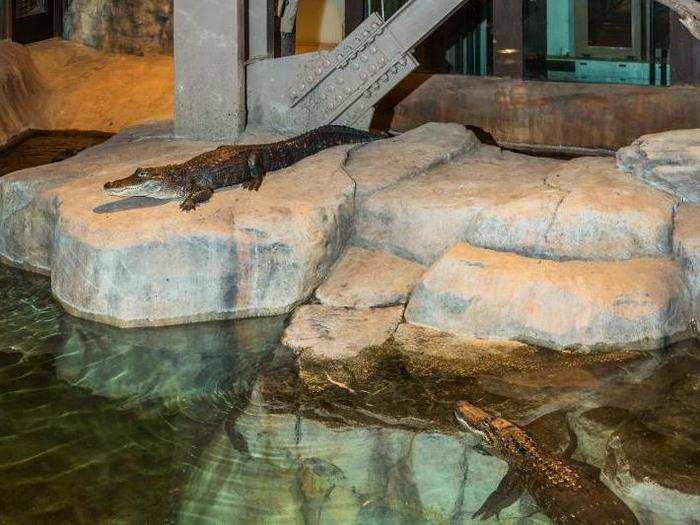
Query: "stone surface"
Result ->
[[315, 247, 426, 308], [346, 122, 480, 200], [50, 146, 354, 327], [406, 243, 691, 350], [0, 123, 216, 273], [174, 0, 246, 140], [63, 0, 173, 55], [355, 153, 676, 265], [673, 203, 700, 329], [282, 304, 404, 360], [282, 304, 404, 393], [0, 41, 45, 147], [617, 128, 700, 203], [393, 323, 536, 379]]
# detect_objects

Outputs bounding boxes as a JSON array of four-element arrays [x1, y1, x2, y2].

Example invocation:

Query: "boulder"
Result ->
[[282, 304, 404, 392], [315, 247, 426, 308], [617, 128, 700, 202], [405, 243, 691, 351], [673, 203, 700, 329], [345, 122, 479, 200], [48, 144, 355, 327], [355, 154, 676, 265], [0, 123, 220, 273]]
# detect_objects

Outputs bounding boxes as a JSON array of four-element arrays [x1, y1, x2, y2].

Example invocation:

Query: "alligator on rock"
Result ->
[[104, 125, 375, 211]]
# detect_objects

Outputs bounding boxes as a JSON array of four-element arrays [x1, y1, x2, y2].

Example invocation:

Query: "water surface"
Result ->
[[0, 264, 697, 524]]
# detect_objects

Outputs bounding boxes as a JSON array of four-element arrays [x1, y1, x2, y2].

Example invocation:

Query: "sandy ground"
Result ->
[[0, 39, 173, 145]]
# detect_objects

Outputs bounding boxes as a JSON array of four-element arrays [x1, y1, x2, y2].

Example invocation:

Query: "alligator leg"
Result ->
[[242, 151, 265, 191], [180, 186, 214, 212], [473, 467, 525, 521]]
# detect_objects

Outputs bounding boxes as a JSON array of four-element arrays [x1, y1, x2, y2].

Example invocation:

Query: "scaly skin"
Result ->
[[455, 401, 639, 525], [103, 125, 374, 211]]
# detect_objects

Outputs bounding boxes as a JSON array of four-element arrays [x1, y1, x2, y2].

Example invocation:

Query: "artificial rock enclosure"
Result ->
[[1, 2, 700, 523]]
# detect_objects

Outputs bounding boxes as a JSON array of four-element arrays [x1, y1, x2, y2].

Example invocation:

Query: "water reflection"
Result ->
[[0, 263, 698, 524]]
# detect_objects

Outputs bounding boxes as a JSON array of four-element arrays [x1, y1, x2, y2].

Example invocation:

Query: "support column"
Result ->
[[492, 0, 524, 79], [249, 0, 274, 60], [174, 0, 246, 140]]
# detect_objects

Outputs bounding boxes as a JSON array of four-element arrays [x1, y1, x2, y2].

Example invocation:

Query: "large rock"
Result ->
[[282, 304, 404, 393], [345, 122, 480, 200], [355, 154, 676, 265], [0, 123, 220, 273], [406, 243, 691, 351], [673, 203, 700, 329], [315, 247, 426, 308], [617, 128, 700, 203], [50, 147, 355, 327]]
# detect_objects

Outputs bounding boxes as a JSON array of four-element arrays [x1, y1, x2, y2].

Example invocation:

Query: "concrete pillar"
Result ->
[[174, 0, 246, 140], [249, 0, 274, 60]]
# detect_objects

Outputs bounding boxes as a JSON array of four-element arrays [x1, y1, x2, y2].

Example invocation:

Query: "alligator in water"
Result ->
[[103, 125, 375, 211], [455, 401, 638, 524]]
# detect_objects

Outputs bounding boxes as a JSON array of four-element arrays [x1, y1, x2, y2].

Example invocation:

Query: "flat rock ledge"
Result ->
[[315, 247, 426, 308], [405, 243, 692, 351], [282, 304, 404, 393], [617, 128, 700, 203]]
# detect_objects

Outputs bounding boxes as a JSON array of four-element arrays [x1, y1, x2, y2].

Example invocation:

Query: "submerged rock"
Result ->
[[605, 417, 700, 524], [673, 203, 700, 330], [406, 243, 691, 351], [282, 304, 404, 393], [315, 247, 426, 308], [617, 128, 700, 203], [354, 153, 676, 265], [569, 407, 630, 469], [393, 322, 536, 379]]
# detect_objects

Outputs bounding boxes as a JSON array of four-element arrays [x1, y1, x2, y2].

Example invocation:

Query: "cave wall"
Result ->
[[63, 0, 173, 55]]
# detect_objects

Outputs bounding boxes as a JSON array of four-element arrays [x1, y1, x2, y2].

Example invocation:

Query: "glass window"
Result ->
[[524, 0, 671, 86]]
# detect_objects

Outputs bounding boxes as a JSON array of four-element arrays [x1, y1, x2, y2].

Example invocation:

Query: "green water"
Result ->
[[0, 263, 698, 524]]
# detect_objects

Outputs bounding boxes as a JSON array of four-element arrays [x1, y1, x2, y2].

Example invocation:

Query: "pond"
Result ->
[[0, 262, 698, 524]]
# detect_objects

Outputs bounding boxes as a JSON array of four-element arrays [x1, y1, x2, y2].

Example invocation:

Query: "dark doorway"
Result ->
[[11, 0, 60, 44]]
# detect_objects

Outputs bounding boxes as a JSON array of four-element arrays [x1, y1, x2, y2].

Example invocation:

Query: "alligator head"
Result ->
[[103, 167, 183, 199], [455, 401, 515, 448]]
